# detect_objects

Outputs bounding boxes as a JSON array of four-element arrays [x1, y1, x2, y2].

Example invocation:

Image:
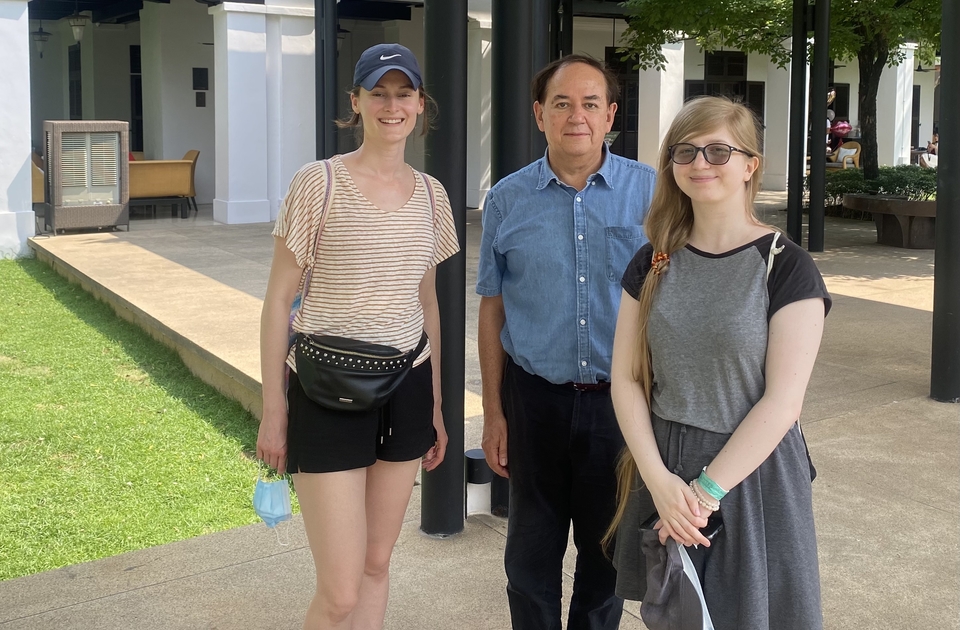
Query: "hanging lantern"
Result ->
[[33, 23, 51, 58], [68, 11, 88, 43]]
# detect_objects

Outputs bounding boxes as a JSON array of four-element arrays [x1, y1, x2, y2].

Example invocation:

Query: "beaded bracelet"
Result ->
[[689, 479, 720, 512], [698, 466, 728, 501]]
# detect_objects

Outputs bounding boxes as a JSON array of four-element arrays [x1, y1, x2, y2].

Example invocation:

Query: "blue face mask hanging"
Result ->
[[253, 468, 292, 542]]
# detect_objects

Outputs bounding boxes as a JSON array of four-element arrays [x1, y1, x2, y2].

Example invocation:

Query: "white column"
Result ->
[[877, 45, 915, 166], [0, 0, 35, 258], [764, 55, 791, 191], [466, 18, 484, 208], [212, 2, 315, 224], [265, 7, 316, 220], [636, 41, 684, 166]]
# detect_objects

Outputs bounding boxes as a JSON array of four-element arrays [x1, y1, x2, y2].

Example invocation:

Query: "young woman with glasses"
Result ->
[[606, 97, 831, 629]]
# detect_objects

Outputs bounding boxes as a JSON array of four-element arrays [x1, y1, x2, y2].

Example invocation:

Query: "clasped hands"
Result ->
[[647, 471, 715, 548]]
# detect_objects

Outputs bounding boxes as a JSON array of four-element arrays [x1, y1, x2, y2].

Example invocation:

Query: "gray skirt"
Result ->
[[613, 415, 823, 630]]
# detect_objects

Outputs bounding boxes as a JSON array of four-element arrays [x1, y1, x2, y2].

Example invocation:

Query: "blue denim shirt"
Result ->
[[477, 149, 656, 384]]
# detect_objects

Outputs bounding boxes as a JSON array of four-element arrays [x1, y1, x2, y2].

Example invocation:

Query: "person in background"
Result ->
[[920, 131, 939, 168]]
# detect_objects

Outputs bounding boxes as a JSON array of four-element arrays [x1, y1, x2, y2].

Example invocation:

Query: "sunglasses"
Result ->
[[668, 143, 754, 165]]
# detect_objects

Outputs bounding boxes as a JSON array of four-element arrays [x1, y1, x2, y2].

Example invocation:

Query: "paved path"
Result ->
[[3, 193, 958, 629]]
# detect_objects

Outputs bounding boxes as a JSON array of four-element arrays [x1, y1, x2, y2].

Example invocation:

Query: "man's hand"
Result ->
[[481, 410, 509, 478]]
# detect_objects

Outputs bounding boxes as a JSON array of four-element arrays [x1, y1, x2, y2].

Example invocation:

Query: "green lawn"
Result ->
[[0, 258, 275, 581]]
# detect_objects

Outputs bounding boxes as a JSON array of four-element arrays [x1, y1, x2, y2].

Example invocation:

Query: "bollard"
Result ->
[[491, 474, 509, 518], [465, 449, 494, 515]]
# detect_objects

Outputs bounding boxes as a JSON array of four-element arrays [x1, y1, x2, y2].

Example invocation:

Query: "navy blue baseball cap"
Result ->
[[353, 43, 422, 91]]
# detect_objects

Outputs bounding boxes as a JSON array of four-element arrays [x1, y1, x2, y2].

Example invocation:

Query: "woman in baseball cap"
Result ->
[[258, 43, 458, 629], [338, 43, 436, 141]]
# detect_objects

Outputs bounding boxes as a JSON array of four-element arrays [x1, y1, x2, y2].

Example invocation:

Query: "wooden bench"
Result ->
[[842, 193, 936, 249]]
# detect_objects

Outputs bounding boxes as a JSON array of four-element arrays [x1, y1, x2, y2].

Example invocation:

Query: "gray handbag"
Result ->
[[640, 523, 716, 630]]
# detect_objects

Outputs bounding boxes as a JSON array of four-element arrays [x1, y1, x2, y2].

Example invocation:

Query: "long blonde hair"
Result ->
[[604, 97, 766, 545]]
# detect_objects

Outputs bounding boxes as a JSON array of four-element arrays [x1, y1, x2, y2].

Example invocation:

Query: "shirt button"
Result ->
[[577, 234, 584, 241], [591, 181, 596, 186], [581, 360, 587, 367], [579, 276, 585, 283], [580, 319, 586, 325], [576, 196, 582, 202]]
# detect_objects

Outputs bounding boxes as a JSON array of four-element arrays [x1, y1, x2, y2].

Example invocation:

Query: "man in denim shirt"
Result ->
[[477, 55, 656, 630]]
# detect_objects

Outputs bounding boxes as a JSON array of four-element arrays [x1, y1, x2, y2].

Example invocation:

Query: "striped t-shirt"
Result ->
[[273, 155, 461, 370]]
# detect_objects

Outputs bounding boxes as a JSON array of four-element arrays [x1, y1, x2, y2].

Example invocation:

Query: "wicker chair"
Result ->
[[826, 141, 861, 169], [128, 150, 200, 217]]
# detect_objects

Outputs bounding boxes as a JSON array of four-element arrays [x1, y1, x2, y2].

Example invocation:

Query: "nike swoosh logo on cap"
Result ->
[[380, 54, 402, 60]]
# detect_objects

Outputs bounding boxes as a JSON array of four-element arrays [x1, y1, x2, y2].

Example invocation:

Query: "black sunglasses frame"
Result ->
[[668, 143, 755, 165]]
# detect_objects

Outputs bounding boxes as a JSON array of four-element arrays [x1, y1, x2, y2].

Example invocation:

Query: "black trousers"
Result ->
[[502, 359, 625, 630]]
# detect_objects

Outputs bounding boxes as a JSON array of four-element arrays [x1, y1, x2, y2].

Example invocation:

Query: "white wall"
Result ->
[[684, 43, 705, 81], [0, 0, 35, 257], [140, 0, 216, 202], [877, 46, 914, 166], [572, 16, 627, 61], [28, 19, 68, 154], [915, 68, 937, 145], [92, 24, 140, 124]]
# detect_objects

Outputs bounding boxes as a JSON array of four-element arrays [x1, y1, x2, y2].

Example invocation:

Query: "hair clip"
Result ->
[[651, 251, 670, 275]]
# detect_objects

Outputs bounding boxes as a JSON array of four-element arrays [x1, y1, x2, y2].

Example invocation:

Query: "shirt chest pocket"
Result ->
[[605, 226, 647, 281]]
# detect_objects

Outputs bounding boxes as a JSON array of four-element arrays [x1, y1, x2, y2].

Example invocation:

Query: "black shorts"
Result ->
[[286, 360, 436, 473]]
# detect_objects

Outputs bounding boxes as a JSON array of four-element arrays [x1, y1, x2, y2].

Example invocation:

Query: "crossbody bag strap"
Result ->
[[419, 171, 437, 222], [419, 171, 438, 262], [299, 158, 336, 307], [766, 231, 785, 281]]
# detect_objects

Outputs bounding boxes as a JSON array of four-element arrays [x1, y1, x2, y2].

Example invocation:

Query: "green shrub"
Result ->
[[805, 165, 938, 205], [870, 164, 938, 201]]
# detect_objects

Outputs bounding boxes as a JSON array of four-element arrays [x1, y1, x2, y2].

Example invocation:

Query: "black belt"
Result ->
[[563, 381, 610, 392]]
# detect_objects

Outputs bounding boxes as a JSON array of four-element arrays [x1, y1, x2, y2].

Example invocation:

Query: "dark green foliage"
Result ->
[[810, 165, 938, 204], [803, 165, 937, 218]]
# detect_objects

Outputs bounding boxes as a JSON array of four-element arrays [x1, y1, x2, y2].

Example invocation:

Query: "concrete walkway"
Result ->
[[3, 194, 958, 629]]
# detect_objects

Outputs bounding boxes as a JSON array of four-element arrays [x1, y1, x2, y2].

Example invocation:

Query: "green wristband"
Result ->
[[698, 467, 728, 501]]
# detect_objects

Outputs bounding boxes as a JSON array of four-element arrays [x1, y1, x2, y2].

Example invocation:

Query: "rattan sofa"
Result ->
[[128, 150, 199, 218]]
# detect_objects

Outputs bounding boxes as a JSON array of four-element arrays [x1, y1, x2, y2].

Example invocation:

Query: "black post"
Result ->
[[807, 0, 830, 252], [492, 0, 536, 183], [559, 0, 573, 58], [421, 0, 468, 535], [315, 0, 338, 159], [531, 0, 552, 158], [550, 0, 560, 60], [786, 0, 808, 245], [931, 0, 960, 402]]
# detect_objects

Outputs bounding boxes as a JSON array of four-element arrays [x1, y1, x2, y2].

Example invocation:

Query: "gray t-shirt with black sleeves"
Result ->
[[621, 233, 831, 434]]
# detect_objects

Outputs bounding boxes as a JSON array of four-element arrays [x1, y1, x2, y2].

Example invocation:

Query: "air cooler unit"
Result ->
[[43, 120, 129, 234]]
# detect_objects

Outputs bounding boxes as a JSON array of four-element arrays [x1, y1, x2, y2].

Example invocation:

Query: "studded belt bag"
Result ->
[[294, 332, 428, 412]]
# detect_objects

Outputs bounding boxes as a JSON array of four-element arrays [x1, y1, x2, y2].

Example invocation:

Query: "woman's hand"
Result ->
[[256, 409, 288, 475], [646, 471, 712, 547], [422, 403, 448, 471]]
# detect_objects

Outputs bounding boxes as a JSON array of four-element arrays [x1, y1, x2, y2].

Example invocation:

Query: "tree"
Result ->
[[620, 0, 942, 180]]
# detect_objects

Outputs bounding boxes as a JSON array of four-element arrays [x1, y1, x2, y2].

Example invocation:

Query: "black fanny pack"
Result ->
[[294, 332, 427, 412]]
